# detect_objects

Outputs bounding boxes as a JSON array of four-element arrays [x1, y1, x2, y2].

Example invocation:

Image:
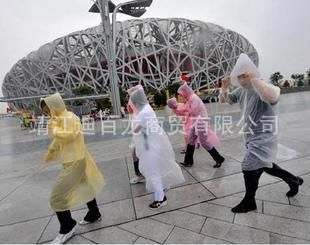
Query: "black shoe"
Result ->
[[149, 196, 167, 210], [179, 161, 193, 167], [287, 177, 304, 197], [79, 210, 101, 225], [213, 162, 223, 168], [231, 201, 257, 213], [180, 144, 195, 167], [208, 148, 225, 168]]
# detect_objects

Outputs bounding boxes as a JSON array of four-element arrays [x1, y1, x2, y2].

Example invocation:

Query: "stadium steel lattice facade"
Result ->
[[2, 18, 259, 110]]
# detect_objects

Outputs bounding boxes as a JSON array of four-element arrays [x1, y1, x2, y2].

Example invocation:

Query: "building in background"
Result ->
[[2, 18, 258, 110]]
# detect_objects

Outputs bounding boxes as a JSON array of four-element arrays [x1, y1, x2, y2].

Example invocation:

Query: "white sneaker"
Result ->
[[130, 176, 145, 184], [78, 217, 102, 225], [51, 227, 75, 244]]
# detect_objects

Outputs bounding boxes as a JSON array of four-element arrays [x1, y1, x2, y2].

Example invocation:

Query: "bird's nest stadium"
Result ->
[[2, 18, 258, 110]]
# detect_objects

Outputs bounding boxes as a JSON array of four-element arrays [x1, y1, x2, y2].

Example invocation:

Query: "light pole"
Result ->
[[89, 0, 153, 117]]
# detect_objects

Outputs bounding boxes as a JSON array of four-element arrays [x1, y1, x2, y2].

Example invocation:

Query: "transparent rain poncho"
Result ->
[[129, 86, 185, 192], [41, 92, 104, 211], [230, 53, 260, 87], [228, 53, 289, 170]]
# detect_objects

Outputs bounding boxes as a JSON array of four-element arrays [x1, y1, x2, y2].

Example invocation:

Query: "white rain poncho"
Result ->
[[129, 87, 185, 193], [228, 54, 279, 171]]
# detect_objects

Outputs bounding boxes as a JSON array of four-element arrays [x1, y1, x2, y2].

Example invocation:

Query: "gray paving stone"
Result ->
[[95, 158, 132, 205], [119, 218, 173, 243], [0, 169, 56, 225], [134, 237, 158, 244], [133, 183, 214, 219], [183, 154, 242, 182], [234, 189, 290, 205], [264, 201, 310, 222], [0, 176, 26, 200], [235, 212, 310, 241], [269, 233, 310, 244], [182, 202, 234, 223], [277, 157, 310, 177], [83, 226, 138, 244], [290, 194, 310, 208], [165, 226, 207, 244], [39, 199, 135, 243], [201, 218, 270, 243], [66, 235, 95, 244], [151, 210, 206, 233], [202, 172, 279, 198], [2, 92, 310, 244], [0, 216, 50, 244]]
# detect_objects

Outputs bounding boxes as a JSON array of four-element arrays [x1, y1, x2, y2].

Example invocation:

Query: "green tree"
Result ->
[[153, 89, 167, 108], [119, 86, 127, 107], [291, 74, 305, 87], [72, 85, 94, 95], [167, 81, 180, 97], [306, 69, 310, 85], [270, 72, 283, 86]]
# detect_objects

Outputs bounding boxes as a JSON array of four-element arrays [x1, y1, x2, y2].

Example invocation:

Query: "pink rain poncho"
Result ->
[[177, 83, 219, 149], [167, 97, 195, 145], [129, 85, 185, 200]]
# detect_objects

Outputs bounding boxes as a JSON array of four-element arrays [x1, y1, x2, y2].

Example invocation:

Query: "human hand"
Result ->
[[221, 75, 231, 89], [44, 149, 57, 163], [245, 71, 257, 81]]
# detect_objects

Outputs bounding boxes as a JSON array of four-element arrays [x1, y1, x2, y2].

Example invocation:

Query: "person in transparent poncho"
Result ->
[[40, 93, 104, 243], [175, 81, 225, 168], [128, 85, 185, 209], [126, 88, 145, 185], [220, 53, 303, 213]]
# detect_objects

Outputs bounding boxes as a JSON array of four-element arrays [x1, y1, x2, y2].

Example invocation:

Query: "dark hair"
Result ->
[[40, 99, 47, 110]]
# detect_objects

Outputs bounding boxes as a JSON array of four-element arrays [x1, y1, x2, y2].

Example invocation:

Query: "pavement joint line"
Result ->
[[261, 211, 310, 225], [180, 208, 233, 224], [124, 154, 138, 220], [233, 215, 310, 242], [148, 216, 205, 235], [199, 217, 208, 234], [0, 164, 48, 203], [142, 214, 231, 243], [36, 214, 54, 244], [203, 213, 310, 243], [2, 166, 307, 227], [116, 225, 160, 244], [0, 212, 54, 227], [131, 234, 140, 244], [79, 233, 99, 244], [262, 200, 265, 214], [41, 218, 138, 244], [178, 164, 218, 199], [162, 224, 176, 244]]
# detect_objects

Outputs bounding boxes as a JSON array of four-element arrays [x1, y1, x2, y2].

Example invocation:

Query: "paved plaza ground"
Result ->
[[1, 91, 310, 244]]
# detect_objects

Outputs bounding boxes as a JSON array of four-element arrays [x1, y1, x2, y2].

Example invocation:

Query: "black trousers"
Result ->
[[56, 198, 99, 234], [242, 163, 300, 203], [134, 160, 142, 176]]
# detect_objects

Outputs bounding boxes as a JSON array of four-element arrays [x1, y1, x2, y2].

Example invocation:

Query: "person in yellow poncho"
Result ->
[[40, 92, 105, 244]]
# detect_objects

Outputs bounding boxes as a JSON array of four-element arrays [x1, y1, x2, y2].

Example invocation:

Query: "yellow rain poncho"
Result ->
[[41, 93, 104, 212]]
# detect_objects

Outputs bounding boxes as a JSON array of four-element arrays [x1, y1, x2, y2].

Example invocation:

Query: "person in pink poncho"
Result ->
[[167, 78, 200, 154], [176, 81, 225, 168]]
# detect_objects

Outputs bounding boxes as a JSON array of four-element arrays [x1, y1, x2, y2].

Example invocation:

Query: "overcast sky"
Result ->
[[0, 0, 310, 112]]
